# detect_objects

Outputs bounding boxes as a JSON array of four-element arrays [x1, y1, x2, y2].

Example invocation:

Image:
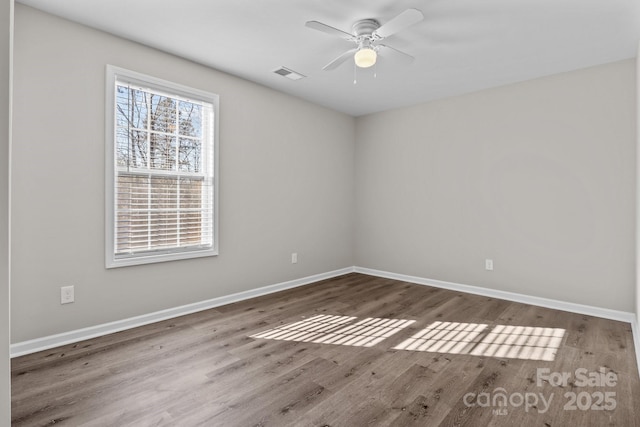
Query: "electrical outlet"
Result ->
[[61, 286, 74, 304], [485, 259, 494, 271], [291, 253, 298, 264]]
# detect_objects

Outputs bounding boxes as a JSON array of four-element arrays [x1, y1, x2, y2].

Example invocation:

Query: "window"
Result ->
[[105, 66, 218, 268]]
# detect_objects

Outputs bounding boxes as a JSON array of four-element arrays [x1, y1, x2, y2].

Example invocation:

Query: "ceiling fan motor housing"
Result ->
[[352, 19, 381, 41]]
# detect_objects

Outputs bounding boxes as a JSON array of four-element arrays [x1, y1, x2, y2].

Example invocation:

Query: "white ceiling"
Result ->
[[18, 0, 640, 116]]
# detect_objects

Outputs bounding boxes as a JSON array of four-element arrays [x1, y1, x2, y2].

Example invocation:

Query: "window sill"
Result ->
[[106, 247, 218, 269]]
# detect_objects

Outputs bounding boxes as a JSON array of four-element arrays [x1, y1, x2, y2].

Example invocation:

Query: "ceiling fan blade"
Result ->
[[373, 8, 424, 39], [322, 48, 358, 71], [378, 44, 414, 64], [305, 21, 354, 40]]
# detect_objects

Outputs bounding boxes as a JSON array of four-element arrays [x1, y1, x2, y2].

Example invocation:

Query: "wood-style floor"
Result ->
[[11, 273, 640, 426]]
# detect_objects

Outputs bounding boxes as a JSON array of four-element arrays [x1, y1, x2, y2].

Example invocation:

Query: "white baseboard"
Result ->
[[354, 266, 635, 323], [10, 267, 355, 358]]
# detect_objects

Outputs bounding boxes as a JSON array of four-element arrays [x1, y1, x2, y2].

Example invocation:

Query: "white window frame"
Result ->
[[105, 65, 219, 268]]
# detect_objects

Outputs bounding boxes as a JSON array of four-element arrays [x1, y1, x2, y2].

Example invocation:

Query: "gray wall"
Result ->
[[637, 45, 640, 330], [11, 5, 355, 342], [355, 60, 636, 312], [0, 0, 10, 424]]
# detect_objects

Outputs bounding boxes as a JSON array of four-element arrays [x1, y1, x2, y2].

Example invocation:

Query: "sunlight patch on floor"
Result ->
[[393, 321, 565, 361], [250, 314, 415, 347]]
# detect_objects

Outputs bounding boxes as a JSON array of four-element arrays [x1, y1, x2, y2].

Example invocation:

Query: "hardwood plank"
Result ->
[[11, 273, 640, 426]]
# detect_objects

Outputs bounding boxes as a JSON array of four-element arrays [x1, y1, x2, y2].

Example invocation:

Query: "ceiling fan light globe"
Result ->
[[354, 48, 377, 68]]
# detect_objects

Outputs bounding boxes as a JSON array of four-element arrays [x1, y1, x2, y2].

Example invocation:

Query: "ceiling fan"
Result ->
[[305, 8, 424, 71]]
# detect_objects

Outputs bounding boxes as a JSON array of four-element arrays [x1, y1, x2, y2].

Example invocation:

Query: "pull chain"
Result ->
[[353, 62, 357, 85]]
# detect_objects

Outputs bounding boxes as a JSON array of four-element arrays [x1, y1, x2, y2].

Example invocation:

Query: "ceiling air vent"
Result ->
[[273, 67, 306, 81]]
